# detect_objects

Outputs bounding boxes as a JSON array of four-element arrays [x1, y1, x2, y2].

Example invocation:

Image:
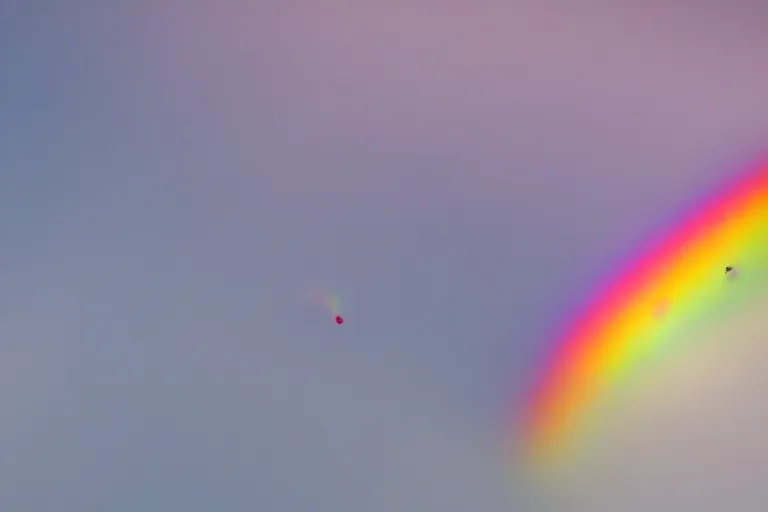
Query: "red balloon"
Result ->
[[335, 315, 344, 325]]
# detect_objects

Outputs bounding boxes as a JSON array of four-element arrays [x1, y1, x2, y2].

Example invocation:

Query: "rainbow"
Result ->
[[516, 162, 768, 473], [305, 289, 342, 317]]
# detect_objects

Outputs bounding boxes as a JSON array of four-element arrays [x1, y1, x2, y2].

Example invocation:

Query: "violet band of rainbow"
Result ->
[[516, 163, 768, 470]]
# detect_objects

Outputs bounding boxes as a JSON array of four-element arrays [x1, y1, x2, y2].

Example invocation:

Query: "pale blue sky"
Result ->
[[0, 2, 767, 510]]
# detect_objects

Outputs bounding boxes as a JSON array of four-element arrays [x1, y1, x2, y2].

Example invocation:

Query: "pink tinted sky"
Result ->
[[147, 2, 768, 236]]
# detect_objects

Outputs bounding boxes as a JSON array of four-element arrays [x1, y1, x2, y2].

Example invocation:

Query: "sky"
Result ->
[[0, 1, 767, 510]]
